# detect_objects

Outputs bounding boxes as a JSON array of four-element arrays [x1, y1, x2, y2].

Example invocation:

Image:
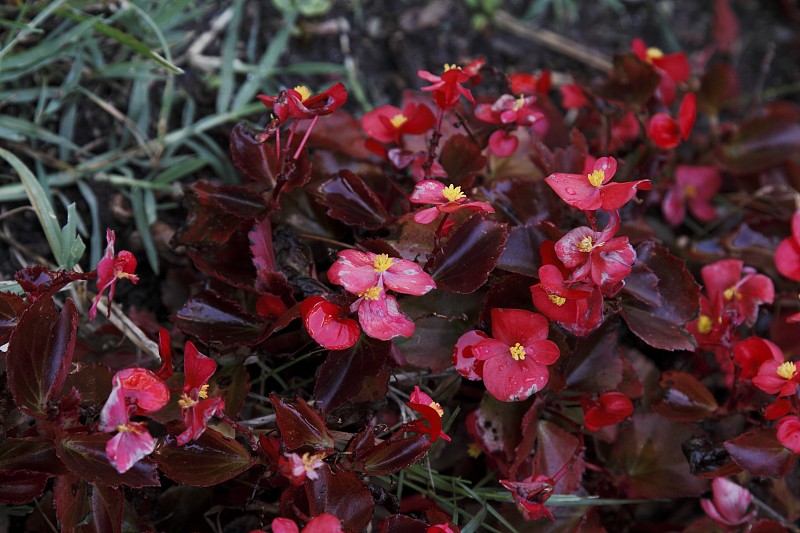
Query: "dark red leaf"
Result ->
[[724, 428, 797, 477], [357, 436, 432, 476], [439, 134, 486, 184], [496, 224, 549, 276], [314, 338, 390, 413], [249, 217, 289, 294], [713, 0, 739, 53], [534, 420, 584, 494], [54, 475, 89, 533], [428, 214, 508, 293], [719, 116, 800, 174], [560, 325, 623, 393], [467, 394, 529, 477], [699, 64, 740, 116], [0, 438, 67, 476], [311, 170, 390, 230], [378, 515, 429, 533], [186, 224, 258, 292], [154, 427, 254, 487], [304, 466, 375, 533], [7, 297, 78, 415], [303, 110, 374, 160], [592, 53, 660, 108], [230, 122, 276, 187], [91, 483, 124, 533], [210, 355, 250, 418], [14, 266, 89, 300], [483, 178, 559, 226], [271, 393, 334, 451], [0, 291, 25, 344], [56, 433, 160, 488], [174, 290, 268, 350], [61, 363, 113, 408], [0, 470, 50, 504], [653, 371, 718, 422]]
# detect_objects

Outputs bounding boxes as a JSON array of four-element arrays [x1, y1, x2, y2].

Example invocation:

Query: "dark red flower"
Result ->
[[90, 229, 139, 321], [631, 38, 691, 105], [500, 475, 555, 521], [176, 342, 222, 446], [752, 358, 799, 397], [647, 93, 697, 149], [406, 386, 451, 443], [417, 64, 475, 110], [301, 296, 360, 350], [662, 165, 721, 226], [582, 392, 634, 431], [777, 416, 800, 454], [733, 337, 783, 380], [530, 264, 590, 323], [452, 330, 487, 381], [545, 156, 651, 211], [258, 82, 348, 123], [362, 102, 435, 145], [268, 513, 343, 533], [509, 70, 551, 95], [776, 210, 800, 281], [409, 181, 495, 224], [559, 83, 589, 109], [701, 259, 774, 327]]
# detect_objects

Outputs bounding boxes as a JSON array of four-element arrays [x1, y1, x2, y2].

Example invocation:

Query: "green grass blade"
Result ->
[[217, 0, 245, 114]]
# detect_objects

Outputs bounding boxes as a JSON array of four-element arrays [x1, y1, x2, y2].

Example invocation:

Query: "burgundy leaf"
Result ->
[[378, 515, 429, 533], [560, 325, 623, 393], [428, 214, 508, 293], [311, 170, 390, 229], [0, 291, 25, 344], [439, 134, 486, 184], [301, 466, 375, 533], [91, 483, 124, 533], [271, 394, 334, 451], [592, 53, 661, 107], [699, 64, 740, 117], [54, 475, 89, 533], [718, 116, 800, 174], [174, 290, 268, 349], [534, 420, 584, 494], [724, 428, 797, 477], [62, 363, 113, 408], [314, 338, 390, 413], [249, 217, 289, 293], [483, 178, 559, 226], [7, 297, 78, 415], [230, 122, 276, 186], [56, 433, 160, 488], [653, 371, 718, 422], [14, 265, 89, 300], [0, 438, 67, 476], [154, 427, 254, 487], [496, 224, 549, 276], [186, 223, 258, 292], [356, 436, 432, 476], [0, 470, 50, 504]]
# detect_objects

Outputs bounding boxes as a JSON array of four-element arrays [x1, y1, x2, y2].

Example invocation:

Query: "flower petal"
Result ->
[[327, 250, 380, 295], [105, 426, 156, 474], [384, 259, 436, 296], [358, 294, 414, 340], [410, 180, 447, 205], [184, 341, 216, 392], [483, 353, 549, 402], [490, 308, 549, 346], [544, 173, 602, 211]]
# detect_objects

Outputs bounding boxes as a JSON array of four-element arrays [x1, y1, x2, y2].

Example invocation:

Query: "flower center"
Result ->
[[429, 401, 444, 417], [684, 184, 697, 198], [723, 286, 741, 301], [513, 95, 526, 111], [467, 443, 482, 458], [578, 236, 595, 252], [293, 85, 312, 101], [178, 393, 197, 409], [360, 286, 382, 301], [442, 184, 466, 203], [646, 47, 664, 61], [373, 253, 395, 273], [509, 342, 526, 361], [390, 113, 408, 129], [115, 422, 143, 434], [587, 169, 605, 188], [301, 452, 323, 473], [697, 315, 713, 334], [548, 294, 566, 307], [443, 63, 460, 72], [198, 383, 209, 400], [777, 361, 797, 380]]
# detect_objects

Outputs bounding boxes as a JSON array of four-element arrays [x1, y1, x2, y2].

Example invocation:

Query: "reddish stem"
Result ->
[[294, 115, 318, 160], [423, 108, 445, 179]]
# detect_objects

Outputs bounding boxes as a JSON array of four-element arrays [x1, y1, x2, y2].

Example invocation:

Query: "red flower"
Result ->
[[176, 342, 222, 446], [267, 513, 343, 533], [417, 64, 476, 110], [99, 368, 169, 473], [90, 229, 139, 321], [409, 181, 495, 224], [500, 475, 555, 521], [777, 416, 800, 454], [406, 386, 451, 442], [452, 330, 487, 381], [474, 94, 543, 127], [555, 211, 637, 290], [258, 83, 348, 123], [752, 359, 800, 397], [582, 392, 634, 431], [387, 148, 448, 181], [362, 102, 435, 145], [530, 264, 591, 323], [631, 38, 691, 105], [545, 156, 651, 212], [470, 309, 560, 402], [278, 451, 325, 487], [776, 210, 800, 281], [559, 83, 589, 109], [301, 296, 360, 350], [662, 165, 721, 226], [646, 93, 697, 149], [701, 259, 774, 327], [509, 70, 551, 95], [733, 337, 783, 380], [609, 111, 641, 151], [700, 477, 755, 527]]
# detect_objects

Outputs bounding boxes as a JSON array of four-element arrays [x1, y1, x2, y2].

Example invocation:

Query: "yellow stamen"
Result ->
[[697, 315, 713, 334], [443, 63, 460, 72], [429, 401, 444, 417], [513, 95, 526, 111], [116, 424, 131, 433], [373, 253, 394, 273], [360, 286, 382, 301], [548, 294, 566, 307], [723, 287, 740, 301], [442, 184, 466, 203], [178, 393, 197, 409], [777, 361, 797, 380], [390, 113, 408, 129], [646, 47, 664, 61], [587, 169, 605, 188], [509, 342, 526, 361], [198, 384, 209, 400], [467, 443, 482, 458], [684, 184, 697, 198], [293, 85, 312, 102], [578, 236, 595, 253], [301, 452, 322, 472]]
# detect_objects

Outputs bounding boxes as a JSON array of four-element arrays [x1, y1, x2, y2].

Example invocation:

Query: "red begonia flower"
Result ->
[[256, 294, 288, 319], [90, 229, 139, 321], [417, 64, 475, 110], [452, 330, 487, 380], [488, 130, 520, 157], [176, 342, 221, 446], [301, 296, 360, 350], [409, 181, 495, 224], [752, 359, 800, 397], [258, 83, 348, 123], [631, 38, 691, 105], [559, 83, 589, 109], [99, 368, 169, 473], [776, 211, 800, 281], [662, 165, 721, 226], [700, 477, 755, 527], [509, 70, 551, 95], [647, 93, 697, 149], [701, 259, 774, 327], [765, 399, 793, 421], [278, 451, 325, 487], [609, 111, 641, 151], [354, 291, 415, 341], [530, 264, 591, 323], [387, 148, 448, 181], [500, 475, 555, 521], [406, 386, 451, 442], [328, 250, 436, 297], [582, 392, 634, 431], [428, 524, 458, 533], [688, 295, 727, 350], [733, 337, 783, 380], [362, 102, 435, 145], [471, 309, 560, 402], [559, 284, 605, 337], [555, 211, 637, 290], [777, 416, 800, 454], [268, 513, 343, 533], [545, 156, 651, 211], [474, 94, 543, 127]]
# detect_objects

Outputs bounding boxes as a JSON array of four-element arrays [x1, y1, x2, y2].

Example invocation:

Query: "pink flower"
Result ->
[[278, 452, 326, 487], [559, 83, 589, 109], [90, 229, 139, 321], [555, 211, 636, 290], [582, 392, 634, 431], [701, 259, 774, 328], [268, 513, 343, 533], [176, 342, 222, 446], [417, 64, 475, 110], [99, 368, 169, 473], [500, 475, 555, 521], [452, 330, 487, 381], [733, 337, 784, 380], [530, 264, 591, 324], [752, 359, 800, 397], [662, 165, 721, 226], [474, 94, 543, 127], [406, 386, 451, 442], [258, 83, 348, 123], [777, 416, 800, 454], [509, 71, 551, 95], [362, 102, 435, 145], [387, 148, 448, 181], [700, 477, 755, 527], [631, 38, 691, 106], [301, 296, 360, 350], [470, 309, 560, 402], [776, 211, 800, 281], [646, 93, 697, 149], [409, 181, 495, 224], [545, 156, 651, 212]]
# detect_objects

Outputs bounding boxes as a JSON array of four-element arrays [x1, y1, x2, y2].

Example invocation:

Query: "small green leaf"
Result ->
[[59, 204, 86, 270]]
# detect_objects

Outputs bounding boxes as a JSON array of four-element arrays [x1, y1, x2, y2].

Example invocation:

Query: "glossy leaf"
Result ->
[[314, 338, 390, 413], [54, 475, 89, 533], [186, 224, 258, 292], [357, 436, 432, 476], [14, 265, 87, 299], [311, 170, 390, 230], [56, 433, 160, 488], [271, 394, 334, 451], [174, 290, 268, 349], [719, 116, 800, 174], [593, 53, 660, 107], [724, 428, 797, 477], [0, 438, 66, 475], [378, 515, 429, 533], [92, 483, 124, 533], [534, 420, 584, 494], [561, 326, 623, 392], [428, 214, 508, 293], [653, 371, 718, 422], [154, 427, 254, 487], [439, 134, 486, 184], [230, 122, 276, 186], [0, 470, 50, 504], [483, 178, 558, 226], [496, 224, 548, 276], [7, 297, 78, 415], [301, 466, 375, 533], [0, 291, 25, 344], [249, 217, 290, 294]]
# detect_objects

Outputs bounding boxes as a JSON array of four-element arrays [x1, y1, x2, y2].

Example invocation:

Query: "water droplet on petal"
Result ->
[[565, 187, 576, 195]]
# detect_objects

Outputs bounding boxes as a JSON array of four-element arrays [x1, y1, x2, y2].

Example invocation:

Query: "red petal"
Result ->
[[678, 93, 697, 140], [647, 113, 681, 149], [653, 52, 691, 83], [531, 284, 581, 323], [114, 368, 169, 414], [777, 416, 800, 453], [384, 259, 436, 296], [357, 295, 414, 340], [488, 130, 519, 157], [183, 341, 216, 392], [105, 426, 156, 474], [527, 339, 560, 365], [544, 173, 602, 210], [413, 206, 441, 224], [177, 397, 222, 446], [662, 187, 686, 226], [490, 308, 549, 346], [776, 239, 800, 281], [482, 353, 549, 402], [271, 518, 300, 533], [453, 330, 487, 380], [410, 180, 446, 205], [327, 250, 380, 295], [362, 105, 402, 143], [301, 297, 360, 350], [471, 338, 511, 361], [304, 514, 344, 533], [599, 180, 651, 210]]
